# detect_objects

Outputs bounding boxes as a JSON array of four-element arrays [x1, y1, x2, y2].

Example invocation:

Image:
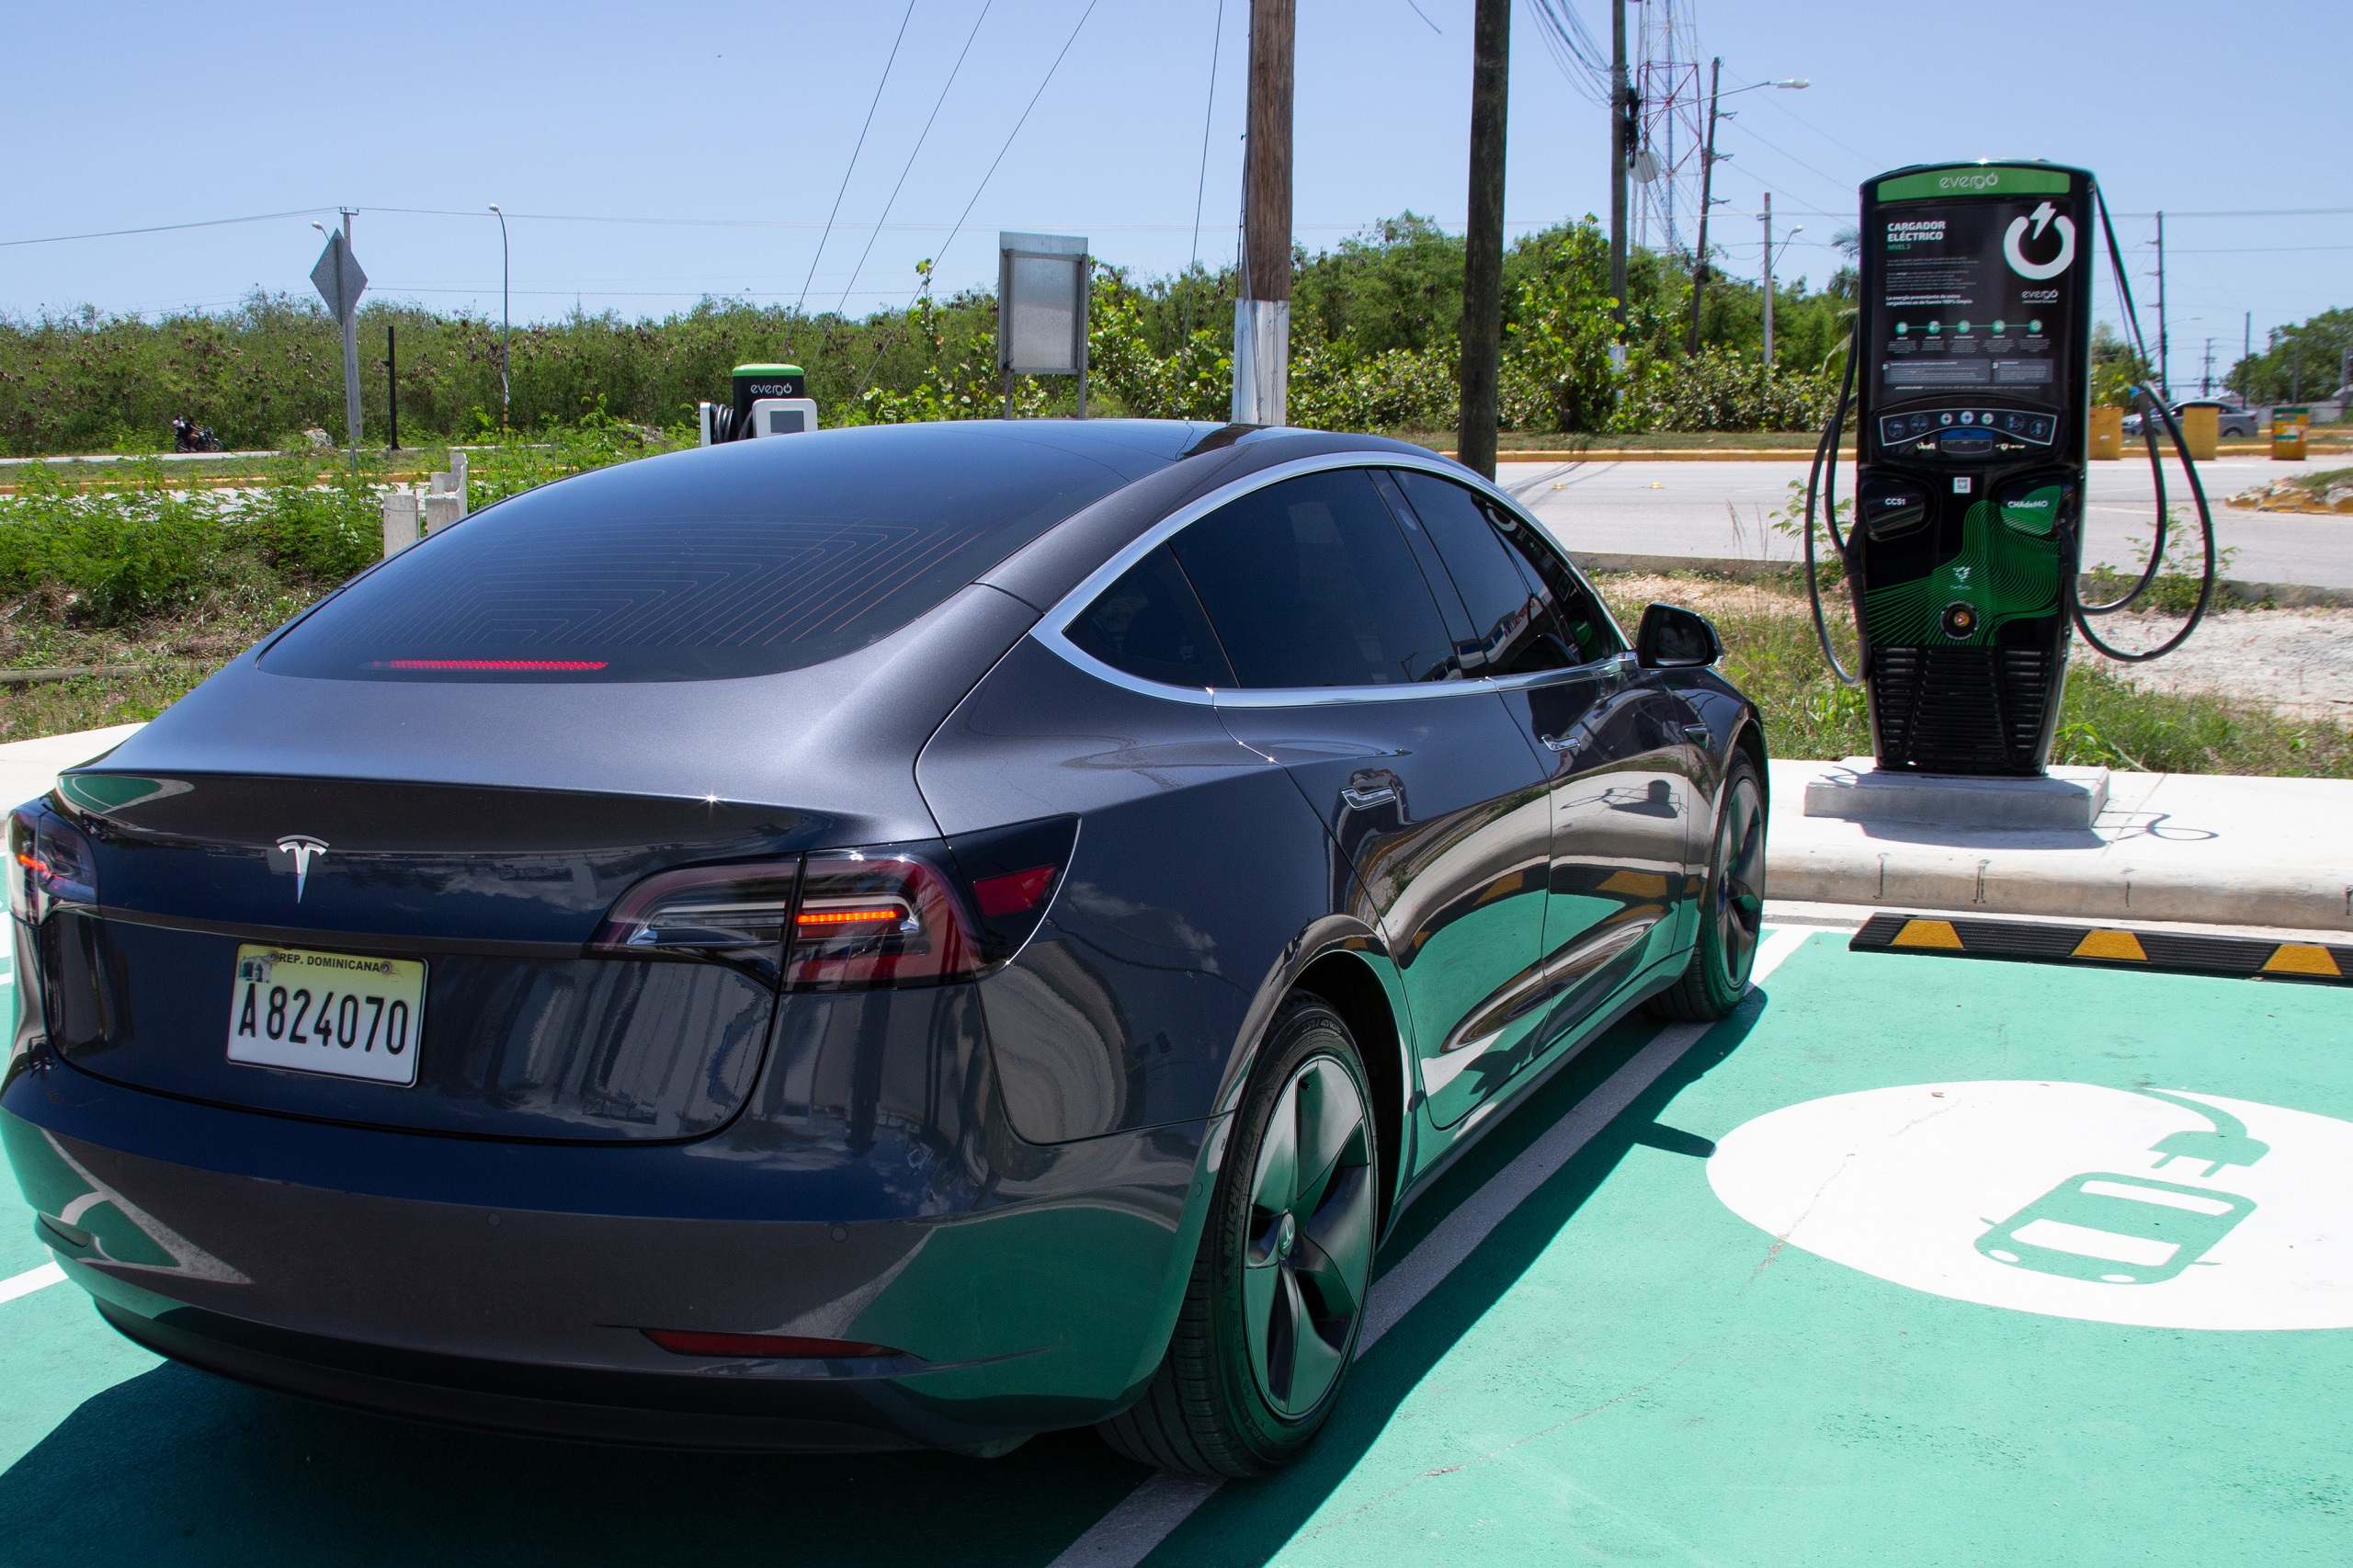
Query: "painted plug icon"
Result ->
[[2142, 1088, 2269, 1177]]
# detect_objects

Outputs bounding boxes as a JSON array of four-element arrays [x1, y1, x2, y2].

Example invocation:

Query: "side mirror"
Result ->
[[1636, 602, 1722, 669]]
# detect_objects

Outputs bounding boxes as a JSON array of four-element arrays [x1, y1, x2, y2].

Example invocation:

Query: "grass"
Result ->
[[1592, 571, 2353, 778]]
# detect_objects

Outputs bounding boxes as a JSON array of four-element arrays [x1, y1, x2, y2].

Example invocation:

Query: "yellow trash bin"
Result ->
[[2273, 405, 2310, 461], [2089, 406, 2124, 460], [2178, 403, 2219, 461]]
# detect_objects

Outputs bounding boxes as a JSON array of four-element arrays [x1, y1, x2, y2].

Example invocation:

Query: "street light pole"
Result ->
[[1760, 197, 1801, 376], [1688, 75, 1803, 358], [489, 205, 511, 428]]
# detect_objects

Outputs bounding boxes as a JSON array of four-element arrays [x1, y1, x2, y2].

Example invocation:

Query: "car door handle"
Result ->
[[1538, 734, 1575, 753], [1340, 784, 1397, 810], [1681, 723, 1711, 747]]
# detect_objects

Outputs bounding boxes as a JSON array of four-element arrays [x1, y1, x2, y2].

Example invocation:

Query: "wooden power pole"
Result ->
[[1686, 57, 1722, 356], [1458, 0, 1509, 480], [1233, 0, 1295, 426]]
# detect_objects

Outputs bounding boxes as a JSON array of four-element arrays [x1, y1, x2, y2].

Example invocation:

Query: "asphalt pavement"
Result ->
[[1502, 453, 2353, 590]]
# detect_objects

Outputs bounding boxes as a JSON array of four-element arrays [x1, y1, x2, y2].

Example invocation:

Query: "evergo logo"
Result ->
[[1939, 172, 2004, 190]]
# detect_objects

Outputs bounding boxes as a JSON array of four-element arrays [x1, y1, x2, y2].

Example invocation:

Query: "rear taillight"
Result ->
[[8, 802, 97, 923], [588, 859, 800, 979], [785, 851, 980, 990], [587, 817, 1077, 992]]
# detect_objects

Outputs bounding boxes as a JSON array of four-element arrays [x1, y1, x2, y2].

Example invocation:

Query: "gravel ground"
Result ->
[[1597, 572, 2353, 722], [2080, 607, 2353, 721]]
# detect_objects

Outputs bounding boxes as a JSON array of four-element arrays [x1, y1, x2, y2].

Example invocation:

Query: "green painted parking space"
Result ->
[[1151, 933, 2353, 1566], [3, 933, 2347, 1565]]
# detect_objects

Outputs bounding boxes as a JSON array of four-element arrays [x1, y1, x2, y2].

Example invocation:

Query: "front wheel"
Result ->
[[1097, 994, 1377, 1477], [1645, 749, 1766, 1022]]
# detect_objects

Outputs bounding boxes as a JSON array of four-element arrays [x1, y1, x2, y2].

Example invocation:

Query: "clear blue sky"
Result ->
[[5, 0, 2342, 383]]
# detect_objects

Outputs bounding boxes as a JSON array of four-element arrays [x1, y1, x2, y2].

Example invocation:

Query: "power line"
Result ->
[[0, 208, 330, 248], [932, 0, 1102, 280], [798, 1, 916, 315], [1179, 0, 1228, 362], [838, 0, 996, 314]]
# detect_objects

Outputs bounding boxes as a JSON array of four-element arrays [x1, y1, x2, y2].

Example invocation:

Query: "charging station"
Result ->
[[699, 363, 819, 445], [1805, 161, 2217, 779]]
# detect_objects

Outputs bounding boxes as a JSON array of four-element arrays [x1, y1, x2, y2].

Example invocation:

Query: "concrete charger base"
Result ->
[[1803, 757, 2111, 832], [1771, 758, 2353, 934]]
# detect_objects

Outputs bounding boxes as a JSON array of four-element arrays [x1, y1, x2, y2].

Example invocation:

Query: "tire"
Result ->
[[1097, 994, 1377, 1477], [1644, 748, 1767, 1022]]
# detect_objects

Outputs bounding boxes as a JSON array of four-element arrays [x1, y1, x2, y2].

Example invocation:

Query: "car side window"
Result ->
[[1388, 470, 1574, 677], [1066, 545, 1236, 688], [1168, 469, 1461, 689], [1483, 498, 1624, 665]]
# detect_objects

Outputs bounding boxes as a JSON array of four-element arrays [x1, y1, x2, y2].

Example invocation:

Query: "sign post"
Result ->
[[310, 217, 368, 465]]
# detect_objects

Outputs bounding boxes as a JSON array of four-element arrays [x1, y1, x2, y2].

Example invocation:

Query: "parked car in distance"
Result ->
[[2122, 399, 2259, 439], [1, 419, 1768, 1476]]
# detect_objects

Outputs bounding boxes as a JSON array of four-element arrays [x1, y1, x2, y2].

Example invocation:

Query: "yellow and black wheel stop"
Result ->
[[1851, 913, 2349, 986]]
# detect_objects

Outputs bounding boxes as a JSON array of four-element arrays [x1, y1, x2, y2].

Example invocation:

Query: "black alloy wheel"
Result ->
[[1097, 994, 1377, 1476], [1646, 749, 1766, 1022]]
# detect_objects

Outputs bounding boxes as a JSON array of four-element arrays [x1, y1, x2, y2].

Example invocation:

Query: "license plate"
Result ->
[[226, 944, 426, 1086]]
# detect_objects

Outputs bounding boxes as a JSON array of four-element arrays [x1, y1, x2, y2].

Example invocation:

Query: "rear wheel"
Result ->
[[1097, 994, 1376, 1477], [1645, 749, 1766, 1022]]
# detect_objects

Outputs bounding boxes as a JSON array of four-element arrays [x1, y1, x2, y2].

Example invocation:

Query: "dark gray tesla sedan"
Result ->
[[1, 419, 1766, 1476]]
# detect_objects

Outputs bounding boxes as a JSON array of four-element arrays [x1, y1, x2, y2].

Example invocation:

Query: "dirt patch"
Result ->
[[2080, 607, 2353, 722]]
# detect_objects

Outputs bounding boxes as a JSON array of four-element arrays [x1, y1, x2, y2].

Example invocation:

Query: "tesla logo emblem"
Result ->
[[2003, 200, 2076, 281], [275, 835, 330, 902]]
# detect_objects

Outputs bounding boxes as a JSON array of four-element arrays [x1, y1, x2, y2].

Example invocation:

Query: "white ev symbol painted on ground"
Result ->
[[1707, 1082, 2353, 1329], [2004, 201, 2076, 281]]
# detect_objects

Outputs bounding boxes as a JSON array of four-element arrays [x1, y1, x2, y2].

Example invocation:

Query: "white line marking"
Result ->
[[1044, 1474, 1225, 1568], [0, 1261, 65, 1305], [1355, 1020, 1709, 1355], [1751, 926, 1811, 987], [1050, 928, 1816, 1568]]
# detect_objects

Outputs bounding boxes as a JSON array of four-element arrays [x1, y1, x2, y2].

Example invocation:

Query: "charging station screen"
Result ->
[[1870, 197, 2078, 411]]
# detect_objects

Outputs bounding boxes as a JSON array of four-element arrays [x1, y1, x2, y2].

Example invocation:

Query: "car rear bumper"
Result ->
[[2, 1058, 1215, 1452]]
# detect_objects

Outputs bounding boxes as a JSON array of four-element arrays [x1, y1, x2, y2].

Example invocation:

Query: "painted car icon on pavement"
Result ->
[[1975, 1171, 2253, 1285]]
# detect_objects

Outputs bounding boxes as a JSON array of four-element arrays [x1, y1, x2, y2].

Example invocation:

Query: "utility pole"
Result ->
[[2202, 337, 2213, 398], [1458, 0, 1510, 480], [1232, 0, 1295, 426], [1760, 192, 1775, 373], [1608, 0, 1629, 328], [2154, 210, 2168, 398], [1685, 55, 1722, 356]]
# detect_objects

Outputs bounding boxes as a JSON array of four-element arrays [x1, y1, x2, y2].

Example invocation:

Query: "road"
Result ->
[[1502, 453, 2353, 590]]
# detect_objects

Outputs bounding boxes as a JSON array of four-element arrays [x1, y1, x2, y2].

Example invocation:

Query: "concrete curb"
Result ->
[[1767, 759, 2353, 935]]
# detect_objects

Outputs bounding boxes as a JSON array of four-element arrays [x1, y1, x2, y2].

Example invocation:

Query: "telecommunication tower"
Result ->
[[1632, 0, 1705, 259]]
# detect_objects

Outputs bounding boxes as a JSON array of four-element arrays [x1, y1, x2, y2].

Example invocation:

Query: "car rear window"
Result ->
[[261, 428, 1135, 683]]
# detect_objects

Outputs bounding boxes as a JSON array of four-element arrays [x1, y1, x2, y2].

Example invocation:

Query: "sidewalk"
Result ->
[[1768, 758, 2353, 935], [0, 724, 144, 812]]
